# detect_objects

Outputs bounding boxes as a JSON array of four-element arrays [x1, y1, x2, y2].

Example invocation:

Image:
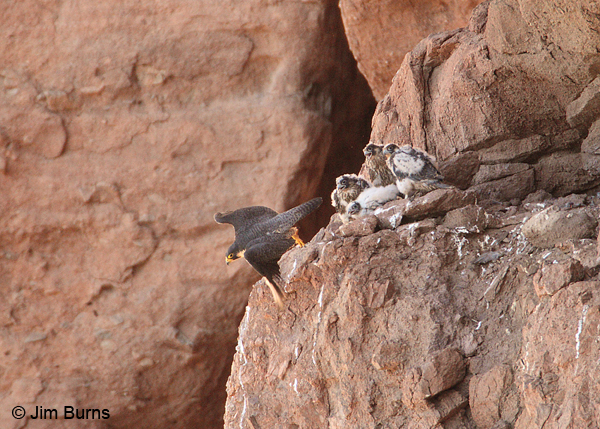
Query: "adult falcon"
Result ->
[[214, 197, 322, 307], [361, 143, 396, 187], [382, 144, 450, 198]]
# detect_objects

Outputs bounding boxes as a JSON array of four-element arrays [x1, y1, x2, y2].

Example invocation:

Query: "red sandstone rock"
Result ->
[[339, 0, 483, 99], [516, 281, 600, 428], [581, 119, 600, 154], [522, 207, 598, 248], [375, 188, 477, 229], [532, 259, 585, 297], [402, 348, 467, 406], [225, 192, 600, 429], [469, 364, 515, 429], [223, 0, 600, 426], [337, 214, 379, 237], [566, 76, 600, 129], [369, 0, 600, 201], [0, 1, 373, 428]]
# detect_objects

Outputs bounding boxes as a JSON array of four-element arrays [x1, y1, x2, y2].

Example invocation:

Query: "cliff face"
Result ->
[[225, 192, 600, 428], [0, 1, 373, 428], [339, 0, 483, 100], [224, 0, 600, 428], [370, 0, 600, 199]]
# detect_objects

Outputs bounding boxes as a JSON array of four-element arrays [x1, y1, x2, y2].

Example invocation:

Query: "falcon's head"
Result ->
[[336, 174, 369, 191], [363, 143, 383, 158], [225, 243, 245, 265], [336, 174, 352, 190], [382, 144, 400, 158], [347, 202, 361, 216]]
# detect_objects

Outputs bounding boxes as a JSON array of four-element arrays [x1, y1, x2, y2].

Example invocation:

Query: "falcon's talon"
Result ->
[[293, 235, 305, 247]]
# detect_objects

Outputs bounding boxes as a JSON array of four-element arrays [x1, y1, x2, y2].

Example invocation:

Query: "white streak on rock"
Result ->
[[576, 305, 589, 360], [312, 284, 325, 366], [237, 307, 250, 429]]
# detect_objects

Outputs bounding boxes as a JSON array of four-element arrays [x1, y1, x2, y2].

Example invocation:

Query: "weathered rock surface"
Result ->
[[225, 191, 600, 428], [522, 206, 598, 248], [0, 1, 374, 428], [516, 281, 600, 428], [402, 347, 467, 406], [224, 1, 600, 426], [339, 0, 483, 99], [469, 364, 517, 429], [374, 188, 477, 229], [370, 0, 600, 200]]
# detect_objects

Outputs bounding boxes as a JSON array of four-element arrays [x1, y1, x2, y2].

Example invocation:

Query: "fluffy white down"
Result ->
[[395, 177, 414, 197], [355, 184, 400, 211]]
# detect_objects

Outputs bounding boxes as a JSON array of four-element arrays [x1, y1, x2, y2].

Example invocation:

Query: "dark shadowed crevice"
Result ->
[[311, 84, 375, 231], [293, 1, 377, 240]]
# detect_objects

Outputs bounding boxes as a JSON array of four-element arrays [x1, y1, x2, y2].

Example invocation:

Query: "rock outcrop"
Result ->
[[225, 190, 600, 428], [339, 0, 483, 99], [0, 1, 373, 428], [224, 0, 600, 428], [371, 0, 600, 200]]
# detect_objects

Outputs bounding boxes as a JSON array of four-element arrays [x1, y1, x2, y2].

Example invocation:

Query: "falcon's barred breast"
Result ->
[[361, 143, 396, 187], [214, 197, 322, 307]]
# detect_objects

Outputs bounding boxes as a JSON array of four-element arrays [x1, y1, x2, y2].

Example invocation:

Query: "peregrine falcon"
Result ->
[[331, 174, 371, 215], [345, 184, 401, 221], [214, 197, 323, 307], [361, 143, 396, 187], [382, 144, 450, 198]]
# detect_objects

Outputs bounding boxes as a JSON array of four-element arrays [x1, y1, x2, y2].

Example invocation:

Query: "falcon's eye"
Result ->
[[228, 253, 234, 259]]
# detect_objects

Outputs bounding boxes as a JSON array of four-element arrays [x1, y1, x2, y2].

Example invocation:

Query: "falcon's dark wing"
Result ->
[[214, 206, 278, 235], [244, 235, 296, 306], [267, 197, 322, 234], [401, 147, 444, 182], [244, 235, 295, 282], [391, 147, 444, 182]]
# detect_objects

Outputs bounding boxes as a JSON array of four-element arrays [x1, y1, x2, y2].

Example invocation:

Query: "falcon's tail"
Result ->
[[272, 197, 323, 232], [415, 180, 452, 193], [264, 278, 285, 309]]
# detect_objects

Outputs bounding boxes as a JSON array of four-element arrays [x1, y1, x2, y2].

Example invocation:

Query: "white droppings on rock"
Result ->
[[237, 306, 251, 429], [452, 234, 468, 258], [312, 284, 325, 366], [575, 305, 589, 360], [389, 213, 402, 229]]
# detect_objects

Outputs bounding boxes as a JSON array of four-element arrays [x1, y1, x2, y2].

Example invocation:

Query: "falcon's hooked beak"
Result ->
[[226, 250, 244, 265]]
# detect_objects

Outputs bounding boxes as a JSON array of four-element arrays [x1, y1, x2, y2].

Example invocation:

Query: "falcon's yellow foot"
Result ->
[[292, 232, 305, 247]]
